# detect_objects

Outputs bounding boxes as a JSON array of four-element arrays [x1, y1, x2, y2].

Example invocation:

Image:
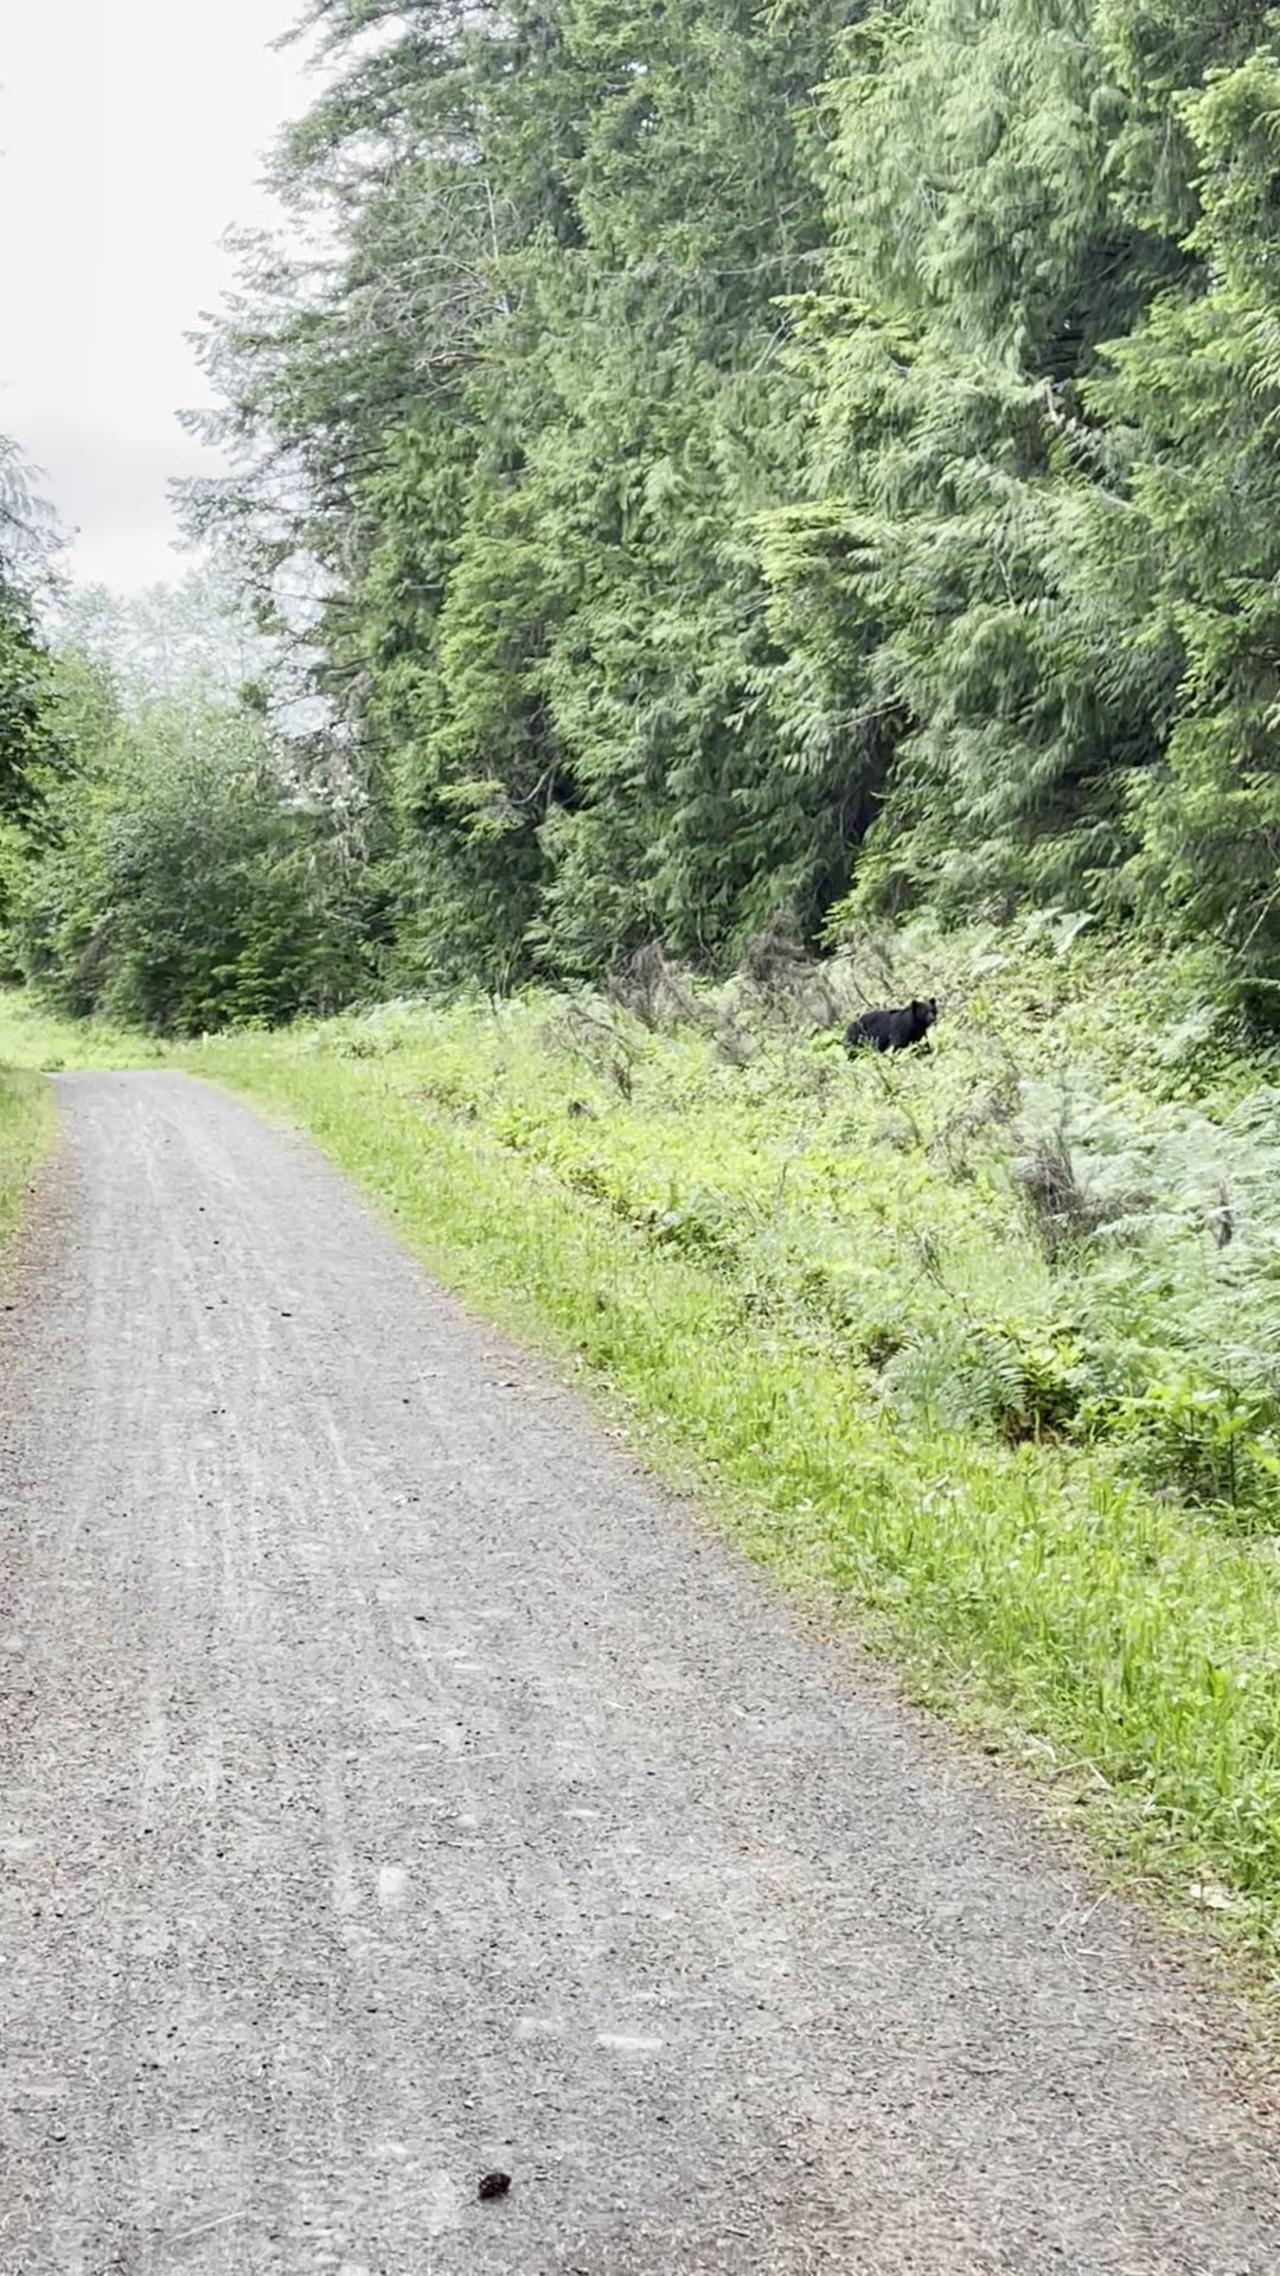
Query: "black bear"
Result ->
[[844, 997, 938, 1054]]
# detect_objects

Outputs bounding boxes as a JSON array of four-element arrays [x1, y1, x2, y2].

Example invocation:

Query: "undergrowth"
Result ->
[[0, 1061, 54, 1267], [4, 918, 1280, 1982]]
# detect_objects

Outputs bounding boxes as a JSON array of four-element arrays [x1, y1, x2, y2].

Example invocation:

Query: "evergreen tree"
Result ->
[[0, 436, 68, 854], [169, 0, 1280, 1020], [189, 0, 847, 981], [1086, 44, 1280, 1021], [764, 0, 1161, 924]]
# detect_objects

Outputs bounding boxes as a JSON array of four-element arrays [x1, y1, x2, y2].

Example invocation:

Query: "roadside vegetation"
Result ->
[[0, 1064, 54, 1265]]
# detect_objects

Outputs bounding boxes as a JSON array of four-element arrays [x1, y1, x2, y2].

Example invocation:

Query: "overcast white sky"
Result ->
[[0, 2, 312, 593]]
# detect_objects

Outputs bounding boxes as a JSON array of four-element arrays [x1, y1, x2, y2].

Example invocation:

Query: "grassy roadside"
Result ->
[[4, 939, 1280, 1994], [0, 1063, 55, 1267], [0, 990, 63, 1269]]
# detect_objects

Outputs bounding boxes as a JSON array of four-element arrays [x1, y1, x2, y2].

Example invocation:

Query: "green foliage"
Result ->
[[189, 0, 853, 982], [763, 0, 1160, 930], [0, 597, 60, 829], [0, 1059, 55, 1263], [0, 434, 68, 853], [175, 0, 1280, 1011], [1081, 49, 1280, 1024], [11, 678, 369, 1034]]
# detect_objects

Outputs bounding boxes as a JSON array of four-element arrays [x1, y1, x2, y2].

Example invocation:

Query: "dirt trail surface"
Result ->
[[2, 1072, 1279, 2276]]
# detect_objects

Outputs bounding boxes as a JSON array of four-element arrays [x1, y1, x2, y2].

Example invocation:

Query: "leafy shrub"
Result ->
[[10, 689, 369, 1034], [1110, 1377, 1280, 1522]]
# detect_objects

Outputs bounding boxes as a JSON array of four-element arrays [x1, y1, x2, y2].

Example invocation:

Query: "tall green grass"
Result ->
[[0, 1060, 57, 1267]]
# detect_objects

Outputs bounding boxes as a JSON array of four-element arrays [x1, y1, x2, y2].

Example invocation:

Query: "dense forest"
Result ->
[[7, 0, 1280, 1030]]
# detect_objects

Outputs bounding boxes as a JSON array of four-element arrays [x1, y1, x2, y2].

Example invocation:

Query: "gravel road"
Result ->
[[1, 1071, 1278, 2275]]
